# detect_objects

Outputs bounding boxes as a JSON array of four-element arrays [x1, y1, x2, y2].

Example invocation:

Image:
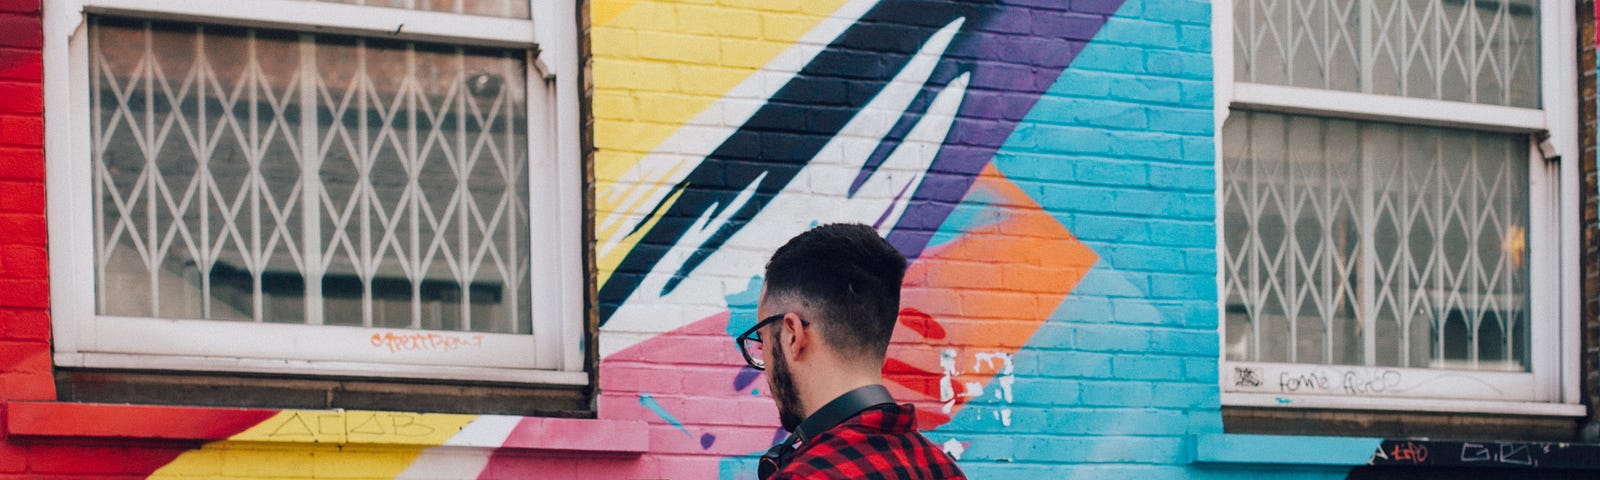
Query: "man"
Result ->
[[737, 223, 967, 479]]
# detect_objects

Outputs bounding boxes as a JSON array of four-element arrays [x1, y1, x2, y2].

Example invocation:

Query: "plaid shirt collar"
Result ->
[[763, 397, 966, 479], [791, 384, 897, 448]]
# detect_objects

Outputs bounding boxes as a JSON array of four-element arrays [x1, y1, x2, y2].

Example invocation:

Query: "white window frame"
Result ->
[[43, 0, 587, 385], [1212, 0, 1583, 416]]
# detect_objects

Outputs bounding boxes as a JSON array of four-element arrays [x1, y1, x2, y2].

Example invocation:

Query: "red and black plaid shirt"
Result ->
[[769, 403, 967, 479]]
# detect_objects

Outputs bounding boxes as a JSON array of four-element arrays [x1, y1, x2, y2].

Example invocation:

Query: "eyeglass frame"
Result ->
[[737, 313, 808, 370]]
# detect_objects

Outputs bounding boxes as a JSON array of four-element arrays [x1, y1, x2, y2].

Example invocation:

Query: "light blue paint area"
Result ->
[[1189, 467, 1358, 480], [1193, 434, 1383, 466], [752, 388, 760, 396], [724, 275, 765, 342], [639, 392, 692, 438], [718, 452, 764, 480], [925, 183, 1008, 249], [925, 2, 1366, 478]]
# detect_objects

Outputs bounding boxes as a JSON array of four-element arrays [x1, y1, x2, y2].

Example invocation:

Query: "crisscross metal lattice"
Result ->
[[1221, 111, 1529, 371], [90, 18, 532, 334], [1235, 0, 1540, 108], [298, 0, 530, 19]]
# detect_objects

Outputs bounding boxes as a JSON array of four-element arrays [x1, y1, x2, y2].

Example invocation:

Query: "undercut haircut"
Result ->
[[764, 223, 908, 361]]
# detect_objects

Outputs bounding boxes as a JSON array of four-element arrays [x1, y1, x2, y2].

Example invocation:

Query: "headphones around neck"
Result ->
[[757, 385, 896, 479]]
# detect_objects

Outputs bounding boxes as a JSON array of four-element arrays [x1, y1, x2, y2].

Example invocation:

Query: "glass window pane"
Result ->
[[1220, 111, 1530, 372], [1235, 0, 1540, 108], [90, 17, 532, 335]]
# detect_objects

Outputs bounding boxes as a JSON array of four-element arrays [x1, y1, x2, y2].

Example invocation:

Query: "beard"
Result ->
[[767, 339, 806, 432]]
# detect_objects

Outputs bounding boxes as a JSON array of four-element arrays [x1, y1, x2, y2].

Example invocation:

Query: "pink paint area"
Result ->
[[479, 310, 782, 478]]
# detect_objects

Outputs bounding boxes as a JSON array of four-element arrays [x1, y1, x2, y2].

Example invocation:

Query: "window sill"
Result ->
[[1223, 393, 1589, 417], [3, 401, 648, 455], [1194, 434, 1600, 470]]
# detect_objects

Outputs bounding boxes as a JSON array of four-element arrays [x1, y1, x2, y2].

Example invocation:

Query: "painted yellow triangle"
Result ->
[[147, 410, 481, 479], [590, 0, 852, 285]]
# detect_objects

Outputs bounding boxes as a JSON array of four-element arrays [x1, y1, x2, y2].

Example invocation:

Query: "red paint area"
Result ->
[[7, 402, 279, 441], [5, 402, 280, 477], [882, 164, 1097, 428]]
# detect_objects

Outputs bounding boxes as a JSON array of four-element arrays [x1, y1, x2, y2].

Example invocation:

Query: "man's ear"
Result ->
[[781, 312, 809, 360]]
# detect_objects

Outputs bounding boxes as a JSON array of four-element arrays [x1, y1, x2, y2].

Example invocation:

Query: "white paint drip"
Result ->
[[974, 352, 1016, 428], [939, 348, 958, 401], [942, 438, 966, 460]]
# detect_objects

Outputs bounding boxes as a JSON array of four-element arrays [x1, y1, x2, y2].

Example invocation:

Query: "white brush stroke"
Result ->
[[601, 17, 972, 358]]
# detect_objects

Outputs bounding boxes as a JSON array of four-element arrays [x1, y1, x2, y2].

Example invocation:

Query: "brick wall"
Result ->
[[1582, 0, 1599, 443], [0, 0, 51, 473], [1, 0, 1593, 479]]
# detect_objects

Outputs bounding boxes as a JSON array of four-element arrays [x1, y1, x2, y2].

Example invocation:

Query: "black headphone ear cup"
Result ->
[[758, 441, 788, 479]]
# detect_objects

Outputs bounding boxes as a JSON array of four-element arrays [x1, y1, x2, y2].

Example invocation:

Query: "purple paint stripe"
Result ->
[[874, 178, 919, 230], [884, 1, 1121, 259]]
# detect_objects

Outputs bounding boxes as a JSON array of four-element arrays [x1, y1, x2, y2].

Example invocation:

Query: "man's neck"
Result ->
[[791, 383, 896, 444], [798, 371, 882, 421]]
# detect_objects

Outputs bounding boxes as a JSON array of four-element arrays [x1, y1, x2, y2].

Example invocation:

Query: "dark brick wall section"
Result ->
[[1582, 0, 1599, 443]]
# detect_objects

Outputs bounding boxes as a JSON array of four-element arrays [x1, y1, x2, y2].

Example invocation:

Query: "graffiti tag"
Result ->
[[1277, 372, 1330, 392], [1233, 367, 1262, 387], [1387, 441, 1428, 464], [1253, 366, 1407, 396], [1461, 442, 1537, 467], [1341, 369, 1402, 395], [370, 332, 485, 353]]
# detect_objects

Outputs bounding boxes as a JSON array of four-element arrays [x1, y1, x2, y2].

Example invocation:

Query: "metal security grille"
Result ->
[[90, 18, 533, 334], [1234, 0, 1540, 108], [297, 0, 530, 18], [1221, 111, 1530, 371]]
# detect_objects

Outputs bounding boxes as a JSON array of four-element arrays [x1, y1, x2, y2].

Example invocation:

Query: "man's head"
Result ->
[[753, 223, 908, 430]]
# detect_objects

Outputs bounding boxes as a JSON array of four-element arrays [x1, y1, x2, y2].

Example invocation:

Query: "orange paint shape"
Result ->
[[881, 164, 1097, 429]]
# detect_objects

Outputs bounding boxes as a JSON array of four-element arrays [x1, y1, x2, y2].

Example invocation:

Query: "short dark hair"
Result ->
[[764, 223, 907, 361]]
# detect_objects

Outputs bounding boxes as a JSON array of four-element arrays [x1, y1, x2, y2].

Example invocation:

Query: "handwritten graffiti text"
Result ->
[[371, 332, 485, 353], [1277, 372, 1330, 392]]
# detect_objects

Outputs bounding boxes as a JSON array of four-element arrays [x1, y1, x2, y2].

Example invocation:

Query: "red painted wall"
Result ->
[[0, 0, 52, 473]]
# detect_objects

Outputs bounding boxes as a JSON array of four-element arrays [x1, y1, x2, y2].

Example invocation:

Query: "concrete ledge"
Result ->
[[5, 401, 649, 455]]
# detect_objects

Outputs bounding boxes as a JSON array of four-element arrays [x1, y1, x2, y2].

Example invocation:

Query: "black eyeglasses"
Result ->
[[738, 313, 797, 370]]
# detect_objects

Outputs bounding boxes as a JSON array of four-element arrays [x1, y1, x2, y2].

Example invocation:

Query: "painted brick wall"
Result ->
[[0, 0, 52, 472], [0, 0, 1335, 478], [5, 0, 1589, 479]]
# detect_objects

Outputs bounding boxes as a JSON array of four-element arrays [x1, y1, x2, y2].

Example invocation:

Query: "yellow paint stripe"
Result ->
[[592, 0, 641, 27], [147, 410, 478, 479], [591, 0, 850, 281], [596, 183, 685, 287]]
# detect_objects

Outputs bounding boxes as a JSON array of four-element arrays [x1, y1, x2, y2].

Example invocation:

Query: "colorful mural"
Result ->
[[3, 0, 1225, 478], [16, 0, 1596, 479]]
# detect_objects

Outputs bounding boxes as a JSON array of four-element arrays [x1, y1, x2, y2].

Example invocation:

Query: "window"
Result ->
[[1215, 0, 1580, 413], [45, 0, 585, 385]]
